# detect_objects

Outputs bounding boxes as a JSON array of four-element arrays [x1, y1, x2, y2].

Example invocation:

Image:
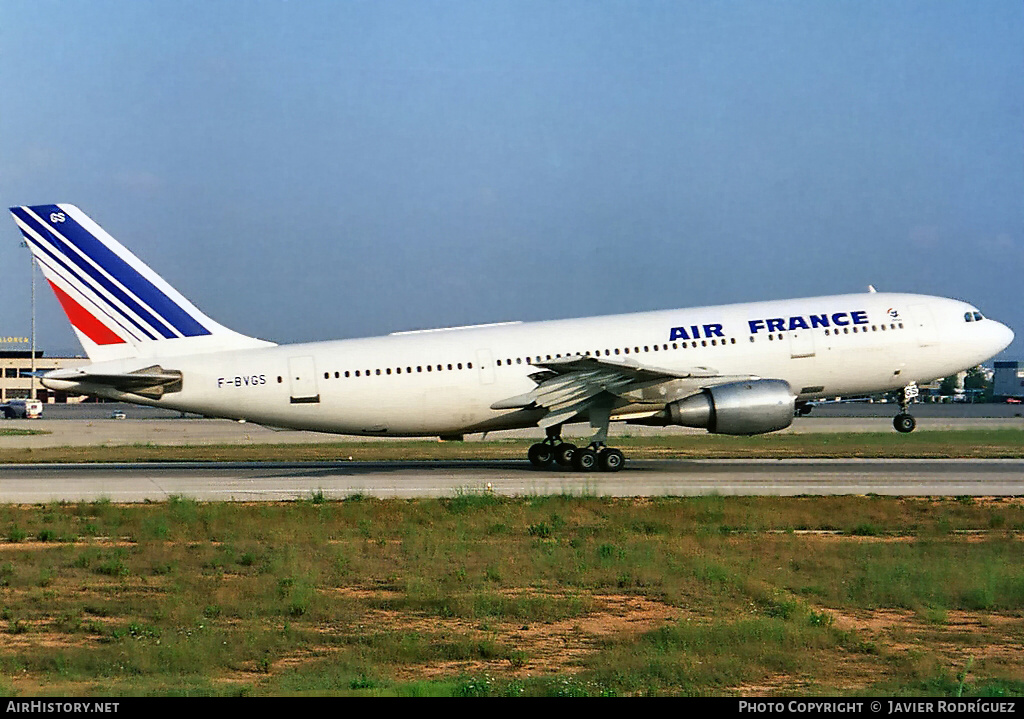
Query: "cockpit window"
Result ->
[[965, 312, 974, 322], [973, 312, 984, 321]]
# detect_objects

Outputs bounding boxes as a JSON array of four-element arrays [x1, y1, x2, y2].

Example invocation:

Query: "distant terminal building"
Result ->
[[993, 361, 1024, 400], [0, 350, 89, 403]]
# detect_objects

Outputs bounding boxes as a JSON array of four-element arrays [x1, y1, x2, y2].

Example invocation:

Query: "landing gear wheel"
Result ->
[[571, 447, 598, 472], [893, 413, 916, 433], [598, 448, 625, 472], [528, 443, 555, 468], [554, 443, 577, 467]]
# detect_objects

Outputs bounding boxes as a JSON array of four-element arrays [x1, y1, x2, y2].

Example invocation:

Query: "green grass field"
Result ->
[[1, 494, 1023, 697]]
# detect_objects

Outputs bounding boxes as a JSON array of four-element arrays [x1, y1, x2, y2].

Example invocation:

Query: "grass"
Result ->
[[0, 429, 1022, 463], [0, 429, 49, 437], [1, 495, 1024, 696]]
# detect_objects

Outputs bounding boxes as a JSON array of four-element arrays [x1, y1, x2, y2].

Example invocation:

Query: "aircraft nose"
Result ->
[[990, 321, 1015, 355]]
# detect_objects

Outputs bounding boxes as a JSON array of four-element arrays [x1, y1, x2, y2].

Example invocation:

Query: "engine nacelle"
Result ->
[[662, 379, 795, 435]]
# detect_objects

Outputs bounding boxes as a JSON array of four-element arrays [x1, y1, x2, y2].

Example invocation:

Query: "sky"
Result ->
[[1, 0, 1022, 359]]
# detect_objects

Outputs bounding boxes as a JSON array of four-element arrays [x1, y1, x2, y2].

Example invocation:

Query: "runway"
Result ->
[[1, 458, 1021, 502]]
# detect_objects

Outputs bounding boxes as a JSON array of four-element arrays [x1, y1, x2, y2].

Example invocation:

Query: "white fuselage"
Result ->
[[46, 291, 1013, 437]]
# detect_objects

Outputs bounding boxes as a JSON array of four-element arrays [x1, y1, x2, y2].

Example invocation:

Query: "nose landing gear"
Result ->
[[893, 382, 919, 433]]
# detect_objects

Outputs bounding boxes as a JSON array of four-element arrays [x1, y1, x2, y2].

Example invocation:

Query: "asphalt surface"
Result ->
[[1, 458, 1021, 502]]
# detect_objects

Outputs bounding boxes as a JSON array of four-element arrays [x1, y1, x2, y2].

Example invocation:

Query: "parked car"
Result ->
[[110, 410, 127, 419]]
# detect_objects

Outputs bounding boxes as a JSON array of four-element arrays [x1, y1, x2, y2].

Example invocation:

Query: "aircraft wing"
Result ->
[[490, 355, 755, 429]]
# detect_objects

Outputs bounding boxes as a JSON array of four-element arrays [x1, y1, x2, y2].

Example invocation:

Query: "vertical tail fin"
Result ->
[[9, 204, 274, 362]]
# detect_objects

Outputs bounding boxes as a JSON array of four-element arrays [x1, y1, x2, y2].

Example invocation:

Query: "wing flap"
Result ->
[[490, 354, 756, 425]]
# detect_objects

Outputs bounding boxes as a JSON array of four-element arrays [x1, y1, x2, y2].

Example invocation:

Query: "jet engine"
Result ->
[[655, 379, 795, 435]]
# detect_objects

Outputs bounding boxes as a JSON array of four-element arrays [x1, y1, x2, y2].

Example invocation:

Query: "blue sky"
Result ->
[[2, 1, 1022, 358]]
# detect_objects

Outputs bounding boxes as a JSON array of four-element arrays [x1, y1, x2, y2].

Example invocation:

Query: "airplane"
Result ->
[[8, 204, 1015, 472]]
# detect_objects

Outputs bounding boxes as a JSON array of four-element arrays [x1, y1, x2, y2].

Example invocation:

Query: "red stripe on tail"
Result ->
[[47, 281, 126, 346]]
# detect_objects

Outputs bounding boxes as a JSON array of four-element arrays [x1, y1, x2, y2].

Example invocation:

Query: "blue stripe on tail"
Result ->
[[13, 208, 161, 340], [24, 205, 210, 338]]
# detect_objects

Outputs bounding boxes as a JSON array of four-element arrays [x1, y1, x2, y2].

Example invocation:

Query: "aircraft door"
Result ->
[[288, 355, 320, 404], [476, 349, 495, 385], [789, 328, 815, 359], [909, 304, 939, 347]]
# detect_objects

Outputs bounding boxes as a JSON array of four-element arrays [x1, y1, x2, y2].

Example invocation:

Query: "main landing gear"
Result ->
[[893, 382, 918, 433], [527, 425, 625, 472]]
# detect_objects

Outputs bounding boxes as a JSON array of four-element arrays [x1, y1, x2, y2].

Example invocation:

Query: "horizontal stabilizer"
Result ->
[[43, 365, 183, 399]]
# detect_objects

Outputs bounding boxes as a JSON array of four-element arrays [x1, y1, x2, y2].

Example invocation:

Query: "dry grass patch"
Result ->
[[339, 588, 682, 680]]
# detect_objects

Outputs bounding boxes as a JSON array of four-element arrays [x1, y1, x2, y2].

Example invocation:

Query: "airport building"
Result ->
[[994, 360, 1024, 400], [0, 350, 89, 403]]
